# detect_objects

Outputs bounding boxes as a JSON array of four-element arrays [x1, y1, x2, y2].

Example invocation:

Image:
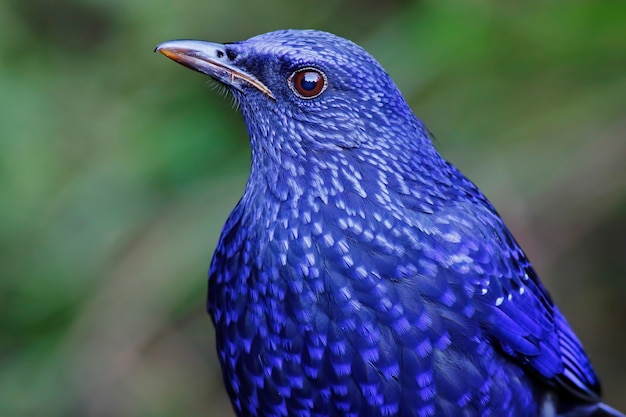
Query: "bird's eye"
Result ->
[[289, 68, 327, 99]]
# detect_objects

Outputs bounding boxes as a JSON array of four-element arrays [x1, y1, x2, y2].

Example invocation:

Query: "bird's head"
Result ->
[[157, 30, 441, 204]]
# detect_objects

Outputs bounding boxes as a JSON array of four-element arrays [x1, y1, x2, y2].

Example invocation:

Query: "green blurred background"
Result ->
[[1, 0, 625, 415]]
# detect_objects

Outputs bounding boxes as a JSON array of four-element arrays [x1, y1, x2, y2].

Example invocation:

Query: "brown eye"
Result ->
[[289, 68, 327, 99]]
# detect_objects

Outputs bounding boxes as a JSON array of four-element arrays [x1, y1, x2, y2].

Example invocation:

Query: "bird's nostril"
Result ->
[[216, 50, 224, 58]]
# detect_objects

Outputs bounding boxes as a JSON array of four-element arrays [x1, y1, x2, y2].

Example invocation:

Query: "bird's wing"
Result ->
[[434, 198, 601, 402]]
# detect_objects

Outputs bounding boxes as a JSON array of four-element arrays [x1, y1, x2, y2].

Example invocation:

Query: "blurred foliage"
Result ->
[[1, 0, 625, 416]]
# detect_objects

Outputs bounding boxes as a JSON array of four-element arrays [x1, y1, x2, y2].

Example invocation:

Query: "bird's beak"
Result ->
[[155, 40, 275, 100]]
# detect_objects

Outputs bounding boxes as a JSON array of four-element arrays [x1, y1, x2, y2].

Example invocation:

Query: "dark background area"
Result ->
[[1, 1, 624, 416]]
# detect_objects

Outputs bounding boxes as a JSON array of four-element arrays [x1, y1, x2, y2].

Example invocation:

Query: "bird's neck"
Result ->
[[242, 130, 457, 220], [243, 147, 365, 219]]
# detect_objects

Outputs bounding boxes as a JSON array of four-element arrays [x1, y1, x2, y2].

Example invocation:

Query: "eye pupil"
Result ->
[[290, 68, 327, 98], [300, 72, 320, 91]]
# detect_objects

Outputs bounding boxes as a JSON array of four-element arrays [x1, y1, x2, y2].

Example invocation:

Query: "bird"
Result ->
[[155, 30, 623, 417]]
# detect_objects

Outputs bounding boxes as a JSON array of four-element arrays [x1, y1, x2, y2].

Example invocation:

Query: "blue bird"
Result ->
[[156, 30, 623, 417]]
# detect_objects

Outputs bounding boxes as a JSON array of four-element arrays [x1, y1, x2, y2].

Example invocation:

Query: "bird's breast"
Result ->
[[208, 200, 541, 417]]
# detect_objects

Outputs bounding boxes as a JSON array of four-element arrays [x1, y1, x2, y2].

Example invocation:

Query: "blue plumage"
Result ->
[[156, 30, 623, 417]]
